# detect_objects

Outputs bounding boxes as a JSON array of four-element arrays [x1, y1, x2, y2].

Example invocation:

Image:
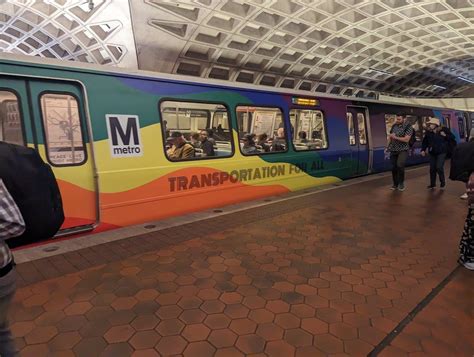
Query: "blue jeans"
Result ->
[[0, 272, 17, 357], [429, 153, 446, 186]]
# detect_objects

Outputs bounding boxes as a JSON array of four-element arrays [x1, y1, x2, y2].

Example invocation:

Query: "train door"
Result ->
[[27, 80, 98, 235], [347, 106, 369, 176]]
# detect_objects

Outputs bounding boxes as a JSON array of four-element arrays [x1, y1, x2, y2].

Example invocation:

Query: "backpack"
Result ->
[[0, 142, 64, 248]]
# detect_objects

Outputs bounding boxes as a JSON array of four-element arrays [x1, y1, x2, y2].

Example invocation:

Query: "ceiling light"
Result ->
[[369, 68, 393, 75], [458, 76, 474, 84]]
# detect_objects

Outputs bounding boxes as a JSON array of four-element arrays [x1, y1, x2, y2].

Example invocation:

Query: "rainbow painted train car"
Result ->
[[0, 55, 472, 238]]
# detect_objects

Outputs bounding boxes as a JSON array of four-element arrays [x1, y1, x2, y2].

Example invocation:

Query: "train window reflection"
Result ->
[[40, 93, 86, 166], [357, 113, 367, 145], [347, 112, 356, 146], [290, 109, 328, 151], [236, 106, 287, 155], [160, 101, 233, 161], [0, 90, 24, 146]]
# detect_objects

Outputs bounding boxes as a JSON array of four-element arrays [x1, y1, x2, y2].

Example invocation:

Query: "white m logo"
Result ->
[[106, 115, 143, 158]]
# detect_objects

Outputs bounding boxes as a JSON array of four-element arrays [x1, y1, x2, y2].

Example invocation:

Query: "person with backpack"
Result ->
[[386, 113, 414, 191], [0, 142, 65, 248], [421, 117, 454, 189], [450, 138, 474, 270], [0, 179, 25, 356]]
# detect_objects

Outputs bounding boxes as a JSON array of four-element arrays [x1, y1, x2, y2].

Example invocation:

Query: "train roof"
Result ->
[[0, 53, 468, 113]]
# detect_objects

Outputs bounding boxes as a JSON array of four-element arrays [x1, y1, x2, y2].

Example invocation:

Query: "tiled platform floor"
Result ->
[[9, 169, 474, 356], [383, 267, 474, 357]]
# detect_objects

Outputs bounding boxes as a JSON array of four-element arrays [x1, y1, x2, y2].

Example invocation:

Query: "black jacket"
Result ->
[[421, 128, 453, 155], [449, 141, 474, 182]]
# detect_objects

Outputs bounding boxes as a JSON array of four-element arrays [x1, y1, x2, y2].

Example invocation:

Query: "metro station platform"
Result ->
[[10, 166, 474, 357]]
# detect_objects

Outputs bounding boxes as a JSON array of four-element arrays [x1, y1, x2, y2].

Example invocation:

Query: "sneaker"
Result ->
[[462, 261, 474, 270], [398, 184, 405, 191], [427, 185, 436, 189], [390, 185, 397, 190], [460, 193, 468, 199], [440, 183, 446, 190]]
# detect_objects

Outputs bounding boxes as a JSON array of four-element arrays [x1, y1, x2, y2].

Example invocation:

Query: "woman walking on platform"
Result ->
[[450, 134, 474, 270], [421, 117, 454, 189]]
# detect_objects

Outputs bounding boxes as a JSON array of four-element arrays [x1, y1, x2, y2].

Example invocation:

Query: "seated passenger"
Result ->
[[257, 133, 270, 152], [167, 131, 195, 160], [271, 128, 286, 152], [298, 131, 308, 143], [242, 134, 258, 155], [206, 129, 216, 146], [190, 132, 201, 148], [200, 130, 215, 157]]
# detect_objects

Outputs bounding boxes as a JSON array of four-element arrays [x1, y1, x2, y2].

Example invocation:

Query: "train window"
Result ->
[[458, 115, 466, 139], [290, 109, 328, 150], [0, 91, 24, 146], [160, 101, 233, 161], [40, 93, 86, 166], [405, 115, 422, 142], [384, 114, 396, 135], [356, 113, 367, 145], [347, 113, 356, 145], [236, 106, 287, 155]]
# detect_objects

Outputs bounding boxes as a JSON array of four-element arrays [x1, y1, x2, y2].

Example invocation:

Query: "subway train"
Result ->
[[0, 54, 472, 239]]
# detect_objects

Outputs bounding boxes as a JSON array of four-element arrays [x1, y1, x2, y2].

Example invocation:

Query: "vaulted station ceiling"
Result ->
[[1, 0, 473, 98]]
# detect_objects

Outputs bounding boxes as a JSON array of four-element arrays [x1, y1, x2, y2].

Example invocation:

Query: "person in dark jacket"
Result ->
[[421, 117, 453, 189], [199, 130, 215, 157]]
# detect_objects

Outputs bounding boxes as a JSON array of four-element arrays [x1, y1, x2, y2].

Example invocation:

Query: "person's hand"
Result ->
[[440, 131, 446, 137], [421, 151, 426, 157]]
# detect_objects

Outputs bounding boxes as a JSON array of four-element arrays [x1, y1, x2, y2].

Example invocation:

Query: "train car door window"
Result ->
[[290, 109, 328, 151], [443, 114, 451, 128], [0, 90, 24, 146], [356, 113, 367, 145], [347, 113, 356, 145], [160, 101, 233, 161], [458, 114, 466, 140], [236, 106, 287, 155], [40, 93, 86, 166]]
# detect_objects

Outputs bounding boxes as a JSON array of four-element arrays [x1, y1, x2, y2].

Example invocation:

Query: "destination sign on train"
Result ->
[[292, 97, 319, 106]]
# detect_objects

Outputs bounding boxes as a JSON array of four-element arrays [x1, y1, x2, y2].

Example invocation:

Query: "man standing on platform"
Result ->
[[0, 178, 25, 357], [386, 113, 414, 191]]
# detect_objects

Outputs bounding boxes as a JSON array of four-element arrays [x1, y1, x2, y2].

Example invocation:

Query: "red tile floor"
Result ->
[[9, 169, 474, 356]]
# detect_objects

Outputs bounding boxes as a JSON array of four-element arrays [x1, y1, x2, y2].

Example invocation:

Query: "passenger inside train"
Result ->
[[161, 101, 233, 160]]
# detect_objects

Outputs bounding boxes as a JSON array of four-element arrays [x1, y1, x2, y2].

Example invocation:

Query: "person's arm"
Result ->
[[0, 179, 25, 240], [390, 126, 413, 143], [421, 133, 429, 153]]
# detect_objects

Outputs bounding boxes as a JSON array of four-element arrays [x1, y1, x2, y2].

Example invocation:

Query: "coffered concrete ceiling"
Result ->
[[1, 0, 473, 98]]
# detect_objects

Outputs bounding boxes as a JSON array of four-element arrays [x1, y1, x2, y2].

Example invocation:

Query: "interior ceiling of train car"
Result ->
[[0, 0, 473, 99]]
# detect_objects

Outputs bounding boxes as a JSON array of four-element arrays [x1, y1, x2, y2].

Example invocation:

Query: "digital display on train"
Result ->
[[292, 97, 319, 106]]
